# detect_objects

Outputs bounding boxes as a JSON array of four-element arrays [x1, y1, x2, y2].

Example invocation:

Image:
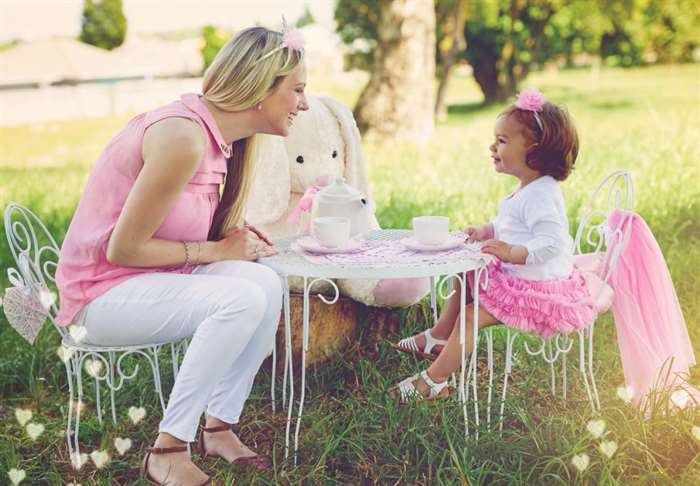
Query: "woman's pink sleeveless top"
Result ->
[[55, 94, 231, 326]]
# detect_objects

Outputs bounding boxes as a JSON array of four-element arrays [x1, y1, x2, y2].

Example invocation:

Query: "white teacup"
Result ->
[[412, 216, 450, 246], [312, 217, 351, 248]]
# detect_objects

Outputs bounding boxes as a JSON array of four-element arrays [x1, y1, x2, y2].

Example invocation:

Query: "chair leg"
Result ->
[[271, 340, 277, 413], [578, 330, 596, 413], [562, 352, 568, 401], [547, 338, 557, 396], [65, 354, 77, 457], [498, 330, 517, 432], [587, 325, 601, 412], [150, 346, 167, 413], [170, 342, 180, 379], [94, 371, 102, 425], [486, 329, 494, 430], [75, 352, 85, 457], [108, 351, 117, 424]]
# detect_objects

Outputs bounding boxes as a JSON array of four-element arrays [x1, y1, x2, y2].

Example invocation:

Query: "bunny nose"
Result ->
[[315, 174, 332, 186]]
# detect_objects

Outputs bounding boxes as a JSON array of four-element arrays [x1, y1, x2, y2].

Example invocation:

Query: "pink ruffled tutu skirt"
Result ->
[[468, 261, 597, 338]]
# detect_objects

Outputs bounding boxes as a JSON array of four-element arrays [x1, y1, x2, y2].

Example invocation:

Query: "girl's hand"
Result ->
[[464, 226, 488, 242], [218, 227, 278, 261], [481, 239, 512, 262]]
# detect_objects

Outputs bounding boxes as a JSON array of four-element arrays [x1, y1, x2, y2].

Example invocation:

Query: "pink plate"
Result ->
[[295, 236, 365, 254], [401, 235, 465, 252]]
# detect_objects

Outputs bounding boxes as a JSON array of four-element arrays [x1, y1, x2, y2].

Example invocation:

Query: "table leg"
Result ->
[[291, 276, 339, 465], [471, 266, 486, 439], [430, 275, 438, 324], [456, 271, 470, 439], [283, 277, 295, 460]]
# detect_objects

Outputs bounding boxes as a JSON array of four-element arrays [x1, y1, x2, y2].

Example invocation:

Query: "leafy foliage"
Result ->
[[79, 0, 127, 51], [201, 25, 232, 72], [335, 0, 700, 102]]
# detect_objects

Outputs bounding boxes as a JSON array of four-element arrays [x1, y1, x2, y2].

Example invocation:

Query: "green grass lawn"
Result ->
[[1, 64, 699, 484]]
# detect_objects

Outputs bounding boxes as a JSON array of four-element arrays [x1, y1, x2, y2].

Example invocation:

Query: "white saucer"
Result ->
[[401, 235, 465, 252], [296, 236, 364, 254]]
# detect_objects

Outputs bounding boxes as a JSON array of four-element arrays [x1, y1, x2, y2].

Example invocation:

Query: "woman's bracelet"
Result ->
[[194, 241, 202, 266], [182, 240, 202, 268], [507, 244, 514, 263], [182, 241, 191, 268]]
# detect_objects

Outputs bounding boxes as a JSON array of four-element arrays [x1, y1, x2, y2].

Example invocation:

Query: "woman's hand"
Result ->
[[243, 225, 273, 246], [481, 239, 512, 262], [217, 227, 278, 261]]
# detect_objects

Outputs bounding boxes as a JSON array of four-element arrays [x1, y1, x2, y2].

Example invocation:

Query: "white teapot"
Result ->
[[311, 177, 372, 237]]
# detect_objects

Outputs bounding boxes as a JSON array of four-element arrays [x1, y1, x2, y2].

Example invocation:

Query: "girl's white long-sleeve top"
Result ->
[[492, 175, 574, 281]]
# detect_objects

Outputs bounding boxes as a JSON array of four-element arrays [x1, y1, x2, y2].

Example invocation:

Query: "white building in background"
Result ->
[[0, 9, 352, 124], [0, 0, 348, 124], [0, 36, 204, 88]]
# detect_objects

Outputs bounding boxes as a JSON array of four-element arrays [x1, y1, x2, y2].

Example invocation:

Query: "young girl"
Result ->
[[392, 88, 597, 400]]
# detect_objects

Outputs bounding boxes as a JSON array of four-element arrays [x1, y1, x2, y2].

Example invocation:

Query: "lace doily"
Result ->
[[293, 233, 486, 266], [2, 286, 49, 344]]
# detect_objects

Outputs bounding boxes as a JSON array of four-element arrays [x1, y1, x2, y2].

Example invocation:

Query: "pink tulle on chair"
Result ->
[[607, 210, 698, 409]]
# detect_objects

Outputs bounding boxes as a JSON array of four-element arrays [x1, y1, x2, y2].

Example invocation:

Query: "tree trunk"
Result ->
[[435, 0, 466, 120], [272, 293, 403, 369], [471, 57, 507, 103], [354, 0, 436, 145]]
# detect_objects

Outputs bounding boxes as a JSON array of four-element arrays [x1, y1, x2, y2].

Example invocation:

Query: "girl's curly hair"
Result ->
[[501, 102, 579, 181]]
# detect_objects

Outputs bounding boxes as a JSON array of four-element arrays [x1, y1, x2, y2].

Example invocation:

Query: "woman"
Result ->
[[55, 27, 308, 484]]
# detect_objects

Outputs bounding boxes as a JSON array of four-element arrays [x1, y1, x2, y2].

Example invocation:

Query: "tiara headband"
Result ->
[[254, 16, 305, 64], [514, 87, 545, 131]]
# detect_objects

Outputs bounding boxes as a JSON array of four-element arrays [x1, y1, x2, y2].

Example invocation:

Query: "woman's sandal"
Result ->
[[390, 369, 451, 403], [390, 329, 448, 361], [198, 423, 272, 471], [141, 445, 213, 485]]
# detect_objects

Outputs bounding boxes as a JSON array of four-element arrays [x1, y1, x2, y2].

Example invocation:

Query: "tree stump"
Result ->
[[273, 292, 405, 370]]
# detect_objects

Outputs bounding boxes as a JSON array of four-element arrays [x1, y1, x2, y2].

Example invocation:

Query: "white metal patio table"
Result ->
[[260, 229, 493, 463]]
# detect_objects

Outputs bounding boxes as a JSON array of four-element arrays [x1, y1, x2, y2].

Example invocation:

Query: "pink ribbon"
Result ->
[[287, 185, 323, 231]]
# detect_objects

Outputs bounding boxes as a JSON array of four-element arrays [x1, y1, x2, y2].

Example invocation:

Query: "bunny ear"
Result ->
[[318, 96, 376, 214], [246, 133, 291, 225]]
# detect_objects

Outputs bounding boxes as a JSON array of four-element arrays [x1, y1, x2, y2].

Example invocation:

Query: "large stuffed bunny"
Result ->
[[246, 94, 428, 307]]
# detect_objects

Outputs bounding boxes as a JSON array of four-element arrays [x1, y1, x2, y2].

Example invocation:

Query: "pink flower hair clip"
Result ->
[[514, 87, 545, 131], [255, 16, 305, 64]]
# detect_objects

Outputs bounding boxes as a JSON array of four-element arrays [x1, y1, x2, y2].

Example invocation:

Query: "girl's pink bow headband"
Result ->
[[255, 17, 305, 64], [514, 87, 545, 131]]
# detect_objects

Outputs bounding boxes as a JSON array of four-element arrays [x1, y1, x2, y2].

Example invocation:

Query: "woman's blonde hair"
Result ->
[[204, 26, 304, 240]]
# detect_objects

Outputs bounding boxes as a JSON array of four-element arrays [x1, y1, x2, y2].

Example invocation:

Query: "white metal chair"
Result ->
[[491, 170, 635, 426], [3, 202, 191, 458]]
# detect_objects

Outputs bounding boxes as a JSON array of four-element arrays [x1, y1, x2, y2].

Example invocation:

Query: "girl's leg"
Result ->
[[426, 303, 499, 384], [395, 278, 473, 355], [80, 270, 270, 483], [431, 278, 473, 339]]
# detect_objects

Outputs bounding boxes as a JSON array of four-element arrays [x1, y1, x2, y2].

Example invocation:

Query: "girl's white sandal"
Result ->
[[392, 369, 451, 402], [390, 329, 448, 361]]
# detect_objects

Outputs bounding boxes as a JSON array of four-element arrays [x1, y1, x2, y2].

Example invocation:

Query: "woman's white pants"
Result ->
[[76, 260, 282, 442]]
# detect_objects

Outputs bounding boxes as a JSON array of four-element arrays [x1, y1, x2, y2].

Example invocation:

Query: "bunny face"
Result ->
[[285, 96, 345, 193], [246, 93, 375, 227]]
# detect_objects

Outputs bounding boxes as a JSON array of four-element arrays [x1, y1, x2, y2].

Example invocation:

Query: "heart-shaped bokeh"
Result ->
[[8, 468, 26, 485], [26, 422, 44, 440], [15, 408, 32, 426], [70, 452, 89, 470], [599, 440, 618, 458], [586, 419, 606, 439], [114, 437, 132, 455], [128, 406, 146, 425], [571, 453, 590, 472], [90, 449, 110, 469]]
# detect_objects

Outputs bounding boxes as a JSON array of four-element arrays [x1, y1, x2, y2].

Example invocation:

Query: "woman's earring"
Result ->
[[257, 103, 262, 111]]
